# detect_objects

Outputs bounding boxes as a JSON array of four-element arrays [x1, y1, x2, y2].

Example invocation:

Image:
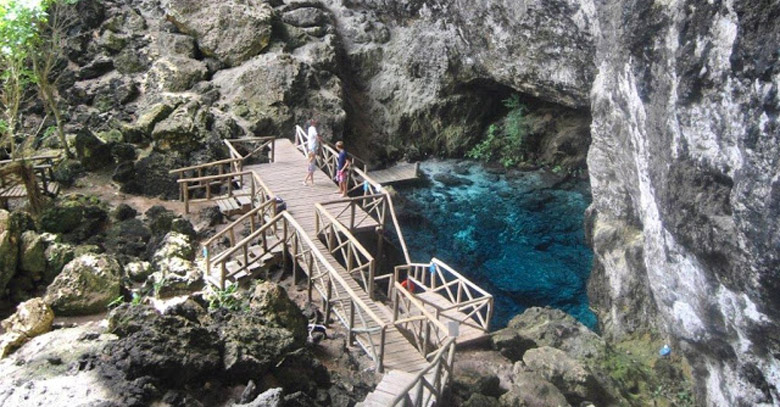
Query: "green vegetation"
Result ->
[[467, 94, 529, 168], [1, 0, 77, 158], [205, 283, 243, 311], [600, 334, 696, 407]]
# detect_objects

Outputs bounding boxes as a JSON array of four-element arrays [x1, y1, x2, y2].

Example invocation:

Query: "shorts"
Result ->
[[337, 170, 346, 183]]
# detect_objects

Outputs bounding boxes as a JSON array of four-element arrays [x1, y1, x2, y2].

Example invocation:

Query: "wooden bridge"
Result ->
[[170, 129, 493, 406]]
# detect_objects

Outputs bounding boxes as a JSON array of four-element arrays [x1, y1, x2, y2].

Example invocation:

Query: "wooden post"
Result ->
[[324, 278, 333, 325], [423, 316, 431, 355], [350, 202, 356, 233], [220, 262, 226, 290], [183, 184, 190, 214], [457, 283, 463, 304], [281, 220, 288, 266], [368, 259, 376, 301], [291, 235, 299, 285], [377, 327, 386, 373], [307, 253, 314, 302], [348, 301, 355, 346]]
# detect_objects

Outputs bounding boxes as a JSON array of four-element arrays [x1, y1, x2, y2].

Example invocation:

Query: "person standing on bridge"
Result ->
[[336, 141, 350, 197], [307, 119, 320, 154], [303, 151, 316, 186]]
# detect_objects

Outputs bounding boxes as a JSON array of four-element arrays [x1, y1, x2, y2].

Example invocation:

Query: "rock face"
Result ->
[[44, 254, 123, 315], [587, 0, 780, 405], [163, 0, 274, 67], [322, 0, 595, 160]]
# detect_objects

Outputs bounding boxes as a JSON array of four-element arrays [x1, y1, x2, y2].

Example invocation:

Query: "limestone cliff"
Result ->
[[587, 0, 779, 405]]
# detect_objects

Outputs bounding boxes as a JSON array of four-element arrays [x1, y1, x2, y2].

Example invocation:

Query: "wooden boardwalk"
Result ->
[[245, 139, 429, 373], [368, 162, 420, 185], [175, 136, 493, 405]]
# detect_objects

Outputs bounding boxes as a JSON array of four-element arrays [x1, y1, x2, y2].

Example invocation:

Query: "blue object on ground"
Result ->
[[659, 344, 671, 356]]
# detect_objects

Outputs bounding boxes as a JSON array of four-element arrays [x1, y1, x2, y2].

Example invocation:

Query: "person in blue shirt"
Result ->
[[336, 141, 350, 197]]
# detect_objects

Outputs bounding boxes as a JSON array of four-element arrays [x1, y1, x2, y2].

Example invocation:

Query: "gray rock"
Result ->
[[0, 210, 27, 294], [0, 298, 54, 357], [19, 231, 46, 280], [501, 307, 606, 361], [163, 0, 274, 67], [249, 282, 309, 344], [464, 394, 500, 407], [522, 347, 613, 406], [146, 56, 208, 93], [233, 387, 282, 407], [74, 128, 113, 170], [44, 254, 123, 315], [42, 235, 75, 283], [125, 261, 153, 283], [499, 368, 570, 407]]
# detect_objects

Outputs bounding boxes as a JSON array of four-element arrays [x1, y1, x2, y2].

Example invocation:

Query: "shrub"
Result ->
[[467, 94, 528, 167]]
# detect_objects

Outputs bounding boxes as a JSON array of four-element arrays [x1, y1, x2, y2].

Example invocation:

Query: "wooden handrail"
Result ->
[[168, 157, 242, 175], [203, 199, 276, 247], [390, 337, 456, 406], [393, 281, 449, 335], [315, 203, 375, 261], [176, 170, 252, 184], [431, 258, 492, 298], [284, 212, 386, 327]]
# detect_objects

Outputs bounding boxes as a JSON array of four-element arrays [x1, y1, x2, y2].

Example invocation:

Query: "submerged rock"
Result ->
[[0, 298, 54, 357], [44, 254, 123, 315]]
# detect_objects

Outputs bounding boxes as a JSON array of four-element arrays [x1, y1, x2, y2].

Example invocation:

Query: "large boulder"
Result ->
[[74, 128, 113, 170], [19, 231, 46, 279], [218, 312, 301, 379], [105, 302, 222, 387], [152, 232, 194, 273], [163, 0, 274, 67], [146, 56, 208, 93], [0, 210, 20, 294], [38, 195, 108, 243], [494, 307, 606, 362], [42, 235, 75, 283], [249, 282, 308, 343], [499, 368, 570, 407], [44, 254, 123, 315], [151, 101, 216, 154], [104, 218, 152, 257], [522, 346, 615, 406], [0, 298, 54, 357]]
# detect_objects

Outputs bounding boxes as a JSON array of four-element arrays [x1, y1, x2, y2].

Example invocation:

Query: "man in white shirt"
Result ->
[[307, 119, 320, 153]]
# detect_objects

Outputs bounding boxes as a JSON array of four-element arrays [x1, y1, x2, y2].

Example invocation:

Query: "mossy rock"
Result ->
[[43, 254, 123, 316]]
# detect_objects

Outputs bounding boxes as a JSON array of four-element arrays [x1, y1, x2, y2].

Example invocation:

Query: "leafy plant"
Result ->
[[467, 94, 529, 168], [205, 283, 243, 311], [107, 295, 125, 309]]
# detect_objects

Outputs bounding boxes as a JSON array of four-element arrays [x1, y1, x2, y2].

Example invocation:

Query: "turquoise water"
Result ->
[[394, 160, 596, 330]]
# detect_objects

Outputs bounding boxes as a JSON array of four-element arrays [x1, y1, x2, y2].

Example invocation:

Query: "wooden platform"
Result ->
[[191, 138, 490, 405], [417, 291, 490, 345], [368, 162, 419, 185], [0, 181, 59, 199]]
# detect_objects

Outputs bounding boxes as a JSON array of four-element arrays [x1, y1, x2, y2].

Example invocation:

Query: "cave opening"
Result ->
[[385, 79, 597, 329]]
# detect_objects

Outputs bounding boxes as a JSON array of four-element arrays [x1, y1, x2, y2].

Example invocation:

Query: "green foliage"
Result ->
[[0, 0, 78, 156], [467, 94, 529, 168], [205, 283, 243, 311], [107, 295, 124, 309]]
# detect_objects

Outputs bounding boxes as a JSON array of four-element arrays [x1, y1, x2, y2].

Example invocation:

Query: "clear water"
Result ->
[[394, 159, 596, 330]]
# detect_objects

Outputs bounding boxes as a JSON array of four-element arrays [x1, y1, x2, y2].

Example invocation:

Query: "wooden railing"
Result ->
[[390, 337, 456, 407], [0, 153, 61, 198], [389, 281, 455, 406], [349, 167, 411, 264], [169, 157, 244, 202], [293, 125, 411, 265], [175, 171, 258, 214], [318, 193, 388, 232], [202, 199, 278, 283], [315, 203, 378, 299], [394, 258, 494, 332], [224, 137, 276, 164]]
